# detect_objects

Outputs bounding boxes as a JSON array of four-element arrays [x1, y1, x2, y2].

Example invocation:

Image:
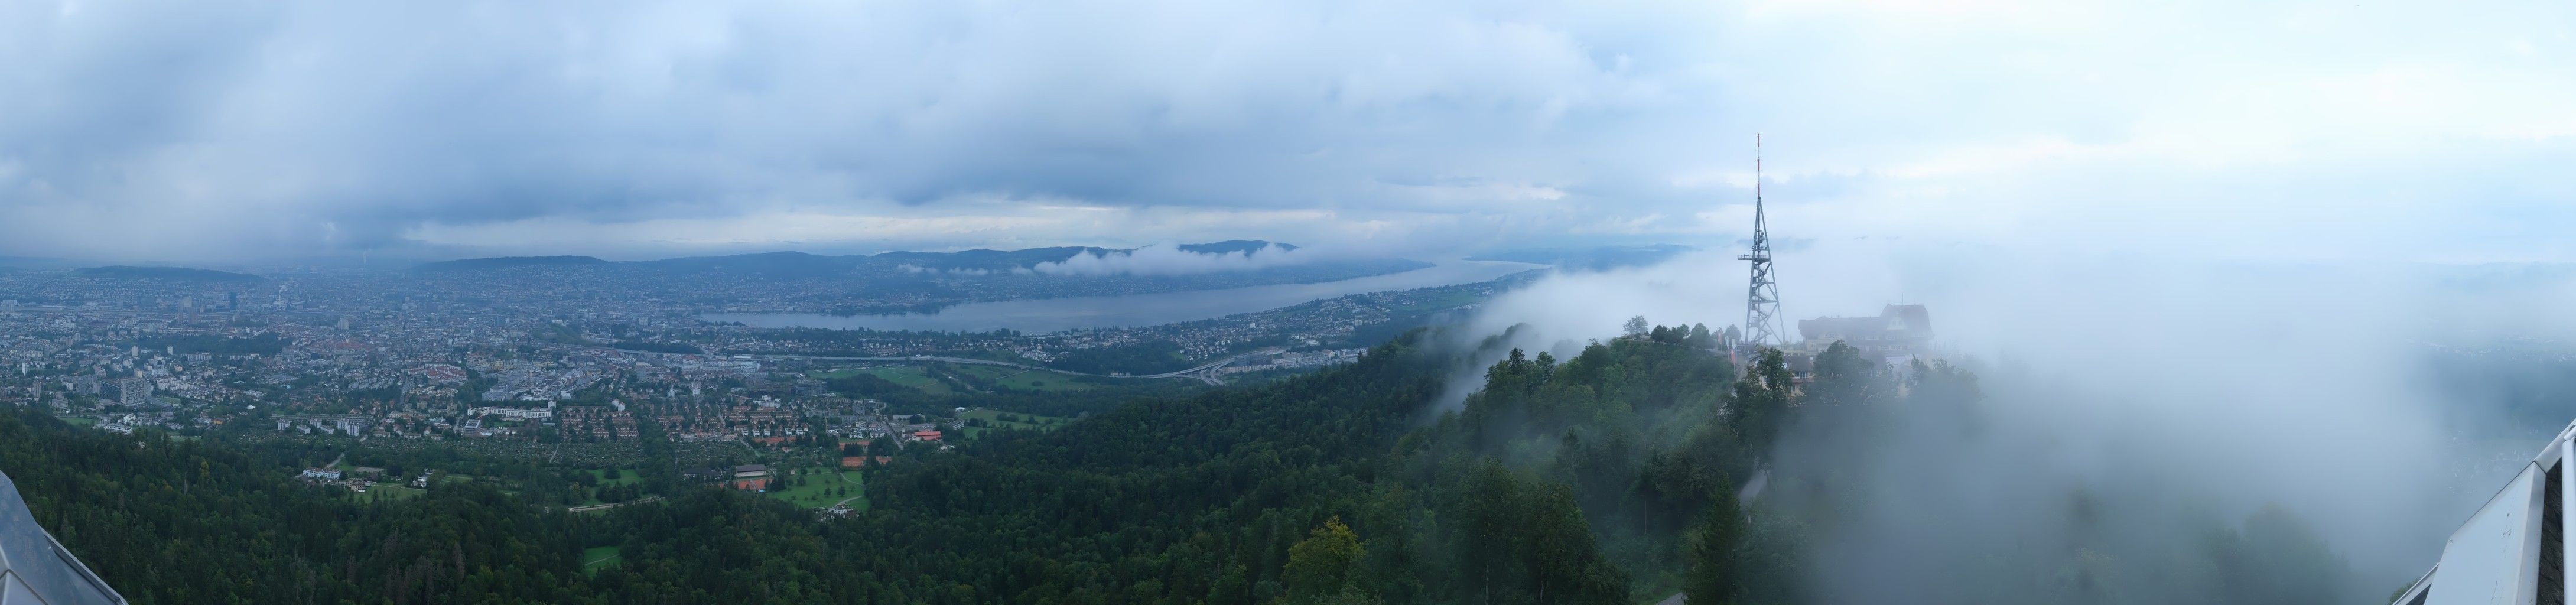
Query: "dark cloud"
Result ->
[[0, 1, 2568, 262]]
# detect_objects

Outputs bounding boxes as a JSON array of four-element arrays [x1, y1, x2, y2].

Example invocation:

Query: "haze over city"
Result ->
[[2, 2, 2573, 605]]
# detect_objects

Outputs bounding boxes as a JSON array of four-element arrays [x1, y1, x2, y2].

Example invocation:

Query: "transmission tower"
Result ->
[[1739, 135, 1787, 348]]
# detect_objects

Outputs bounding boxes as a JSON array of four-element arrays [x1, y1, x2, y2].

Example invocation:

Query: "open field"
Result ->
[[581, 546, 621, 574], [762, 467, 865, 509]]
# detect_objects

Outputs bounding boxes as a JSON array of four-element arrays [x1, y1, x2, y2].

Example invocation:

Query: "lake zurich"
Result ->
[[700, 260, 1541, 334]]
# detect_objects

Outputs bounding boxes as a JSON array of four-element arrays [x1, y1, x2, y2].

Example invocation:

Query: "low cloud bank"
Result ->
[[1030, 243, 1316, 277], [1446, 242, 2576, 601]]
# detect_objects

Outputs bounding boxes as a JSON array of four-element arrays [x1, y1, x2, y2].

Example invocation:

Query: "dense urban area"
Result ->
[[0, 249, 1532, 498]]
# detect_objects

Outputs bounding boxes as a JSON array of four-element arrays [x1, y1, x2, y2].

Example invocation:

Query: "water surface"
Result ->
[[702, 260, 1540, 333]]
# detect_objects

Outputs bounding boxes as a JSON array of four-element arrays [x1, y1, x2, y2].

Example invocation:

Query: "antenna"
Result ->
[[1739, 135, 1787, 349]]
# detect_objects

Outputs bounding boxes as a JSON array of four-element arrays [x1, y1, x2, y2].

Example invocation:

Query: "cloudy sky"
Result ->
[[1, 0, 2569, 263]]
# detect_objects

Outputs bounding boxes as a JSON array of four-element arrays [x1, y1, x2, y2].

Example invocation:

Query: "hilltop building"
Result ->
[[1797, 304, 1935, 362], [1755, 304, 1938, 383]]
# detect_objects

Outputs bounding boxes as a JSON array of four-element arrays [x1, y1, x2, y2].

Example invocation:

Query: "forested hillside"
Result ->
[[1, 326, 2351, 604]]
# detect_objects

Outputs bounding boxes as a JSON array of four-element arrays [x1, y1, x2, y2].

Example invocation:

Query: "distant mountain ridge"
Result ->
[[0, 256, 78, 269], [1468, 244, 1694, 271], [417, 242, 1304, 275], [412, 256, 610, 272], [73, 265, 265, 282]]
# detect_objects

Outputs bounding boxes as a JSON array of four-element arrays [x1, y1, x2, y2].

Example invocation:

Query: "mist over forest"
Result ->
[[1445, 243, 2576, 603]]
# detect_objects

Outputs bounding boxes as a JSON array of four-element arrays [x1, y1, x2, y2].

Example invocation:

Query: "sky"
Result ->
[[1, 0, 2571, 263]]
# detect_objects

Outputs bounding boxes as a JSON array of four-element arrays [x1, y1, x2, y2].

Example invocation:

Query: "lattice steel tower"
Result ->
[[1739, 135, 1786, 348]]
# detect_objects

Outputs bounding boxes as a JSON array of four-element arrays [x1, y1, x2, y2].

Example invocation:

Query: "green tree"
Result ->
[[1684, 489, 1746, 604], [1731, 349, 1793, 457], [1281, 517, 1369, 605], [1804, 341, 1887, 412], [1687, 323, 1719, 349]]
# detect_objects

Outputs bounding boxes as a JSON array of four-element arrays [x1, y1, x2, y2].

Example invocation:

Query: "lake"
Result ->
[[701, 259, 1543, 333]]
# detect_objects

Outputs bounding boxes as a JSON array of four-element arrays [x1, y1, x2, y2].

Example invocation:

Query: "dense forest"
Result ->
[[1, 326, 2352, 604]]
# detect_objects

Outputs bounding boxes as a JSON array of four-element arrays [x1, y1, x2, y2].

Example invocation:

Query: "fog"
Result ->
[[1030, 243, 1320, 277], [1453, 242, 2576, 602]]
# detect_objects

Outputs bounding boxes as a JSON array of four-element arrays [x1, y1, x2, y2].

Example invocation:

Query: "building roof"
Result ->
[[0, 469, 127, 605], [1798, 304, 1935, 343]]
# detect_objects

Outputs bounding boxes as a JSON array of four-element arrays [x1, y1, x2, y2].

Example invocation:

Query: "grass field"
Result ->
[[762, 467, 866, 510], [60, 417, 96, 427], [581, 546, 621, 574], [809, 367, 869, 379], [356, 486, 427, 504], [815, 366, 953, 395], [953, 365, 1094, 391]]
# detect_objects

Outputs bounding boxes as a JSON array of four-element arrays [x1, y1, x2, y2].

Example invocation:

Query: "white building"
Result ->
[[468, 406, 553, 419]]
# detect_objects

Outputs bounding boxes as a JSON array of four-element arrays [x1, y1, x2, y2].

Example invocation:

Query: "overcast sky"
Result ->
[[1, 0, 2569, 263]]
